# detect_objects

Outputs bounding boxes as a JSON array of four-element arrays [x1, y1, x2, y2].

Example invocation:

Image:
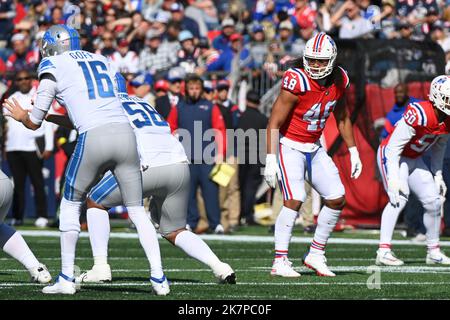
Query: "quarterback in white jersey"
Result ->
[[77, 73, 236, 284], [3, 25, 167, 295]]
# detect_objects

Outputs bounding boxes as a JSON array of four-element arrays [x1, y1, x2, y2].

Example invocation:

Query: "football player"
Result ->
[[265, 32, 363, 277], [0, 169, 51, 283], [376, 75, 450, 266], [3, 25, 167, 295], [76, 73, 236, 285]]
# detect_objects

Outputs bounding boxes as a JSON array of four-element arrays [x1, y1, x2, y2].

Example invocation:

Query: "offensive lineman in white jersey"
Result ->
[[3, 25, 168, 295], [77, 73, 235, 284]]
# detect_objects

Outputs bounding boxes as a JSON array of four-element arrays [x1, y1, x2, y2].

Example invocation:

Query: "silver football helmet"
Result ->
[[40, 24, 81, 58]]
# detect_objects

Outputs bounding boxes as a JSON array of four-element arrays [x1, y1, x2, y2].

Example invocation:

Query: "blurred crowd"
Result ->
[[1, 0, 450, 233]]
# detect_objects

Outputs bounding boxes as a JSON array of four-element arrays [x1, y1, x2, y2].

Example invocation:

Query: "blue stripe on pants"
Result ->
[[63, 133, 86, 201]]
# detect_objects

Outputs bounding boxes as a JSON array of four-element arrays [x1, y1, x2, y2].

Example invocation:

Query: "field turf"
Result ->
[[1, 225, 450, 300]]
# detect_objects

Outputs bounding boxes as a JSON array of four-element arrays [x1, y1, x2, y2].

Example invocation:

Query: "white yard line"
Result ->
[[17, 230, 449, 247]]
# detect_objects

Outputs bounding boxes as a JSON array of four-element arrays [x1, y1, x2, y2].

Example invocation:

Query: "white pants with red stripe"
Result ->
[[377, 145, 438, 202], [277, 144, 345, 202]]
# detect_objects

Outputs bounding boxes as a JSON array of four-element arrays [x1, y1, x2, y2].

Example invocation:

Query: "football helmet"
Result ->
[[40, 24, 81, 58], [429, 75, 450, 116], [303, 32, 337, 79]]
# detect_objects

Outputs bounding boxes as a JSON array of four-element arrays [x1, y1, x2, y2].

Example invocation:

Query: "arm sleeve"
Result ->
[[30, 78, 57, 126], [211, 105, 227, 158], [384, 118, 416, 180], [430, 135, 450, 176], [43, 121, 56, 152]]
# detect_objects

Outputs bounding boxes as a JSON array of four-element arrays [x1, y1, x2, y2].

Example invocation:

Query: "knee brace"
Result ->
[[59, 198, 82, 232], [422, 197, 442, 217]]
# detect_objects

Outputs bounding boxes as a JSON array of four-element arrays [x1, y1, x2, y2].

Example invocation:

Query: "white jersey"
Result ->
[[37, 50, 128, 133], [118, 94, 187, 168]]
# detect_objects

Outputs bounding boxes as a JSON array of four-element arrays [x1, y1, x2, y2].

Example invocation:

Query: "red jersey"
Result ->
[[381, 101, 450, 159], [279, 66, 349, 144]]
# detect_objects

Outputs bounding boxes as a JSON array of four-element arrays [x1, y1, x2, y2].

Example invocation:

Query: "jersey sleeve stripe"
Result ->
[[297, 69, 311, 91], [411, 102, 426, 126], [289, 68, 305, 92]]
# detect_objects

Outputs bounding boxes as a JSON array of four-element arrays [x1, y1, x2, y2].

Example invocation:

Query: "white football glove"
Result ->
[[387, 178, 407, 208], [434, 172, 447, 198], [349, 147, 362, 179], [264, 154, 278, 189]]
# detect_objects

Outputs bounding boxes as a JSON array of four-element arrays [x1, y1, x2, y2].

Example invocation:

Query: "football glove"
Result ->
[[264, 154, 278, 189], [349, 147, 362, 179], [435, 172, 447, 198]]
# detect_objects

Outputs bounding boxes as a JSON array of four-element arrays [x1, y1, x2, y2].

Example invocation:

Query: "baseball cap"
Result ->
[[170, 3, 184, 12], [198, 37, 210, 49], [146, 29, 161, 39], [203, 80, 214, 93], [230, 33, 242, 42], [155, 11, 170, 24], [11, 33, 26, 43], [381, 0, 395, 7], [216, 80, 230, 90], [154, 79, 169, 91], [178, 30, 194, 42], [118, 38, 129, 47], [279, 20, 293, 30], [221, 18, 234, 28], [168, 67, 186, 82], [130, 72, 153, 87]]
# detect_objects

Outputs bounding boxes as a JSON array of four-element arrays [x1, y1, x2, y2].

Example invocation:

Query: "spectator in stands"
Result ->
[[6, 33, 38, 75], [237, 90, 267, 226], [294, 0, 317, 30], [155, 66, 185, 119], [277, 20, 295, 54], [163, 20, 183, 55], [316, 0, 343, 36], [129, 72, 155, 105], [154, 79, 169, 98], [374, 0, 399, 39], [167, 74, 226, 234], [291, 21, 315, 57], [96, 31, 116, 57], [0, 0, 15, 44], [185, 0, 219, 33], [395, 21, 414, 40], [169, 2, 201, 39], [177, 30, 201, 74], [3, 70, 54, 228], [196, 38, 220, 75], [212, 18, 235, 52], [127, 17, 151, 54], [430, 21, 450, 52], [247, 24, 268, 71], [216, 80, 241, 233], [109, 38, 139, 75], [332, 0, 374, 39], [202, 80, 215, 102], [357, 0, 381, 29], [139, 29, 177, 77], [207, 33, 250, 75]]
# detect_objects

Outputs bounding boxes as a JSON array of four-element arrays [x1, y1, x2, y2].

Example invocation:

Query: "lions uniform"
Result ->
[[376, 75, 450, 266], [0, 170, 51, 283], [18, 25, 167, 295], [78, 74, 235, 285]]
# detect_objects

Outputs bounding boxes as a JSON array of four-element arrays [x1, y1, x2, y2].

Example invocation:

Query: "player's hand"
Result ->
[[264, 154, 278, 189], [3, 98, 27, 123], [387, 178, 407, 207], [435, 173, 447, 198], [349, 147, 362, 179]]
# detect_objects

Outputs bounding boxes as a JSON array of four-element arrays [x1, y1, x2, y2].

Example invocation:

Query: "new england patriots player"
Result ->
[[0, 170, 51, 283], [76, 73, 235, 285], [3, 25, 167, 295], [376, 75, 450, 266], [265, 32, 363, 277]]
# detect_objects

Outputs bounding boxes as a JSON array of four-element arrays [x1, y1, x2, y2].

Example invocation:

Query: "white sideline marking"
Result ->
[[17, 230, 450, 247], [2, 281, 450, 288]]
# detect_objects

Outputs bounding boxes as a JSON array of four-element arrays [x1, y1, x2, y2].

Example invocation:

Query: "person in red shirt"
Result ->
[[6, 33, 38, 75], [376, 75, 450, 266], [265, 32, 362, 277]]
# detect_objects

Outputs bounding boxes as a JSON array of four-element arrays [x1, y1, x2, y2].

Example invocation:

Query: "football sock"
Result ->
[[86, 208, 110, 265], [423, 198, 441, 254], [127, 206, 164, 278], [59, 198, 82, 279], [174, 230, 221, 267], [274, 206, 298, 259], [310, 205, 341, 255], [379, 200, 406, 252], [2, 231, 39, 270]]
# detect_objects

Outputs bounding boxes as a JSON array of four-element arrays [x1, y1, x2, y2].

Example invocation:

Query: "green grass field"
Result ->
[[1, 225, 450, 300]]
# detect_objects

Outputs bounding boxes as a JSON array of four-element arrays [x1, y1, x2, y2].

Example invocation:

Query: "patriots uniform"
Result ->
[[276, 67, 349, 202], [37, 50, 128, 133]]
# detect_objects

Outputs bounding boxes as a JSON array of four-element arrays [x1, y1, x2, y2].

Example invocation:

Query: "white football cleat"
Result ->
[[376, 249, 404, 266], [29, 263, 52, 284], [270, 256, 301, 277], [34, 217, 49, 228], [213, 262, 236, 284], [426, 250, 450, 265], [75, 264, 112, 283], [42, 273, 76, 295], [150, 275, 170, 296], [303, 253, 335, 277]]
